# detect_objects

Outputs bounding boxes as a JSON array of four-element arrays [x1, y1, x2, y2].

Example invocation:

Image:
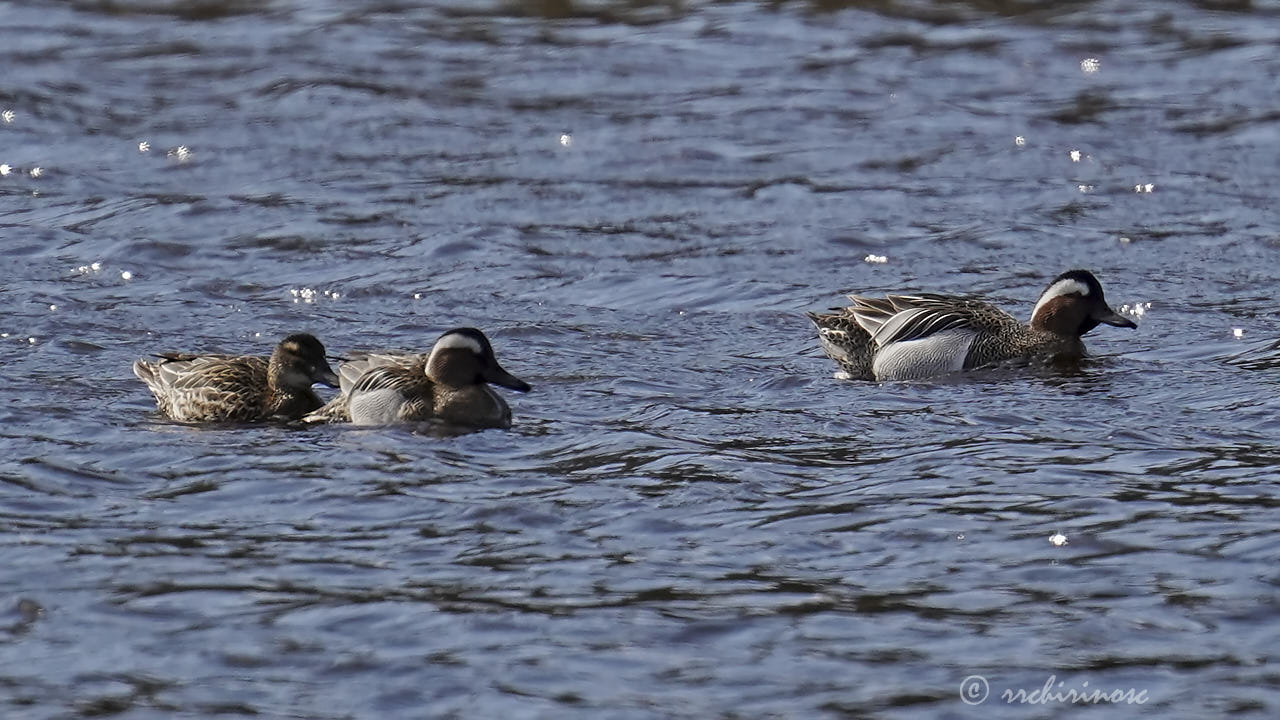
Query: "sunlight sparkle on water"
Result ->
[[120, 270, 133, 280], [1, 110, 13, 123], [29, 167, 42, 178], [1080, 57, 1100, 74], [1050, 532, 1068, 546], [1134, 183, 1155, 193], [864, 254, 887, 264], [138, 141, 150, 153], [1014, 136, 1026, 147], [167, 146, 192, 163], [559, 133, 573, 147], [1119, 302, 1151, 318], [0, 165, 10, 176], [1068, 150, 1081, 163], [289, 288, 342, 304], [1233, 328, 1245, 339]]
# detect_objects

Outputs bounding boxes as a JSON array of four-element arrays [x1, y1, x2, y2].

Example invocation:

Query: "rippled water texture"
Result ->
[[2, 0, 1279, 717]]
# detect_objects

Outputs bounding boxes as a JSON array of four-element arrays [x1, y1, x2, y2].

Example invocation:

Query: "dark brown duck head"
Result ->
[[1029, 270, 1138, 337], [426, 327, 531, 392], [271, 333, 341, 391]]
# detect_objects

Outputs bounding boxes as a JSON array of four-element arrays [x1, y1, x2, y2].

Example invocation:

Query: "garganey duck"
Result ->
[[304, 327, 530, 428], [809, 269, 1137, 381], [134, 333, 340, 422]]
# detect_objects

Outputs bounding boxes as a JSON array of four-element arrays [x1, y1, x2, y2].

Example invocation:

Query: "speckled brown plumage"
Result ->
[[134, 333, 340, 422]]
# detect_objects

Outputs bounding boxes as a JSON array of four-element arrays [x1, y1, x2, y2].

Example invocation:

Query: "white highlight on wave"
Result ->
[[290, 288, 342, 304], [1119, 302, 1151, 318]]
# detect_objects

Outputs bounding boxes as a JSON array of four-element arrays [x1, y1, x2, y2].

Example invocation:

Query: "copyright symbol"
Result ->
[[959, 675, 989, 705]]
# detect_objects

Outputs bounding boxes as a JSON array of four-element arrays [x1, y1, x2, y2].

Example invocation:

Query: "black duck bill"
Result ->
[[484, 361, 531, 392]]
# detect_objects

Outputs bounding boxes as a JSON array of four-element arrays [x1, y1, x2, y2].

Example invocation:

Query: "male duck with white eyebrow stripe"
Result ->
[[305, 327, 530, 428], [809, 269, 1138, 382]]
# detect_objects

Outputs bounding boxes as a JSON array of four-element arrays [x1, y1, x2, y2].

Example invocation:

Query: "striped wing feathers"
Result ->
[[849, 293, 1015, 347]]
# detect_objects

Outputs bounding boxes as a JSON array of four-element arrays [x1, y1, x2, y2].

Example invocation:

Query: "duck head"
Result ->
[[426, 327, 531, 392], [1030, 270, 1138, 337], [274, 333, 341, 389]]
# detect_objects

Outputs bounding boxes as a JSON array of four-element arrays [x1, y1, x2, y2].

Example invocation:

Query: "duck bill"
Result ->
[[1096, 307, 1138, 329], [315, 364, 342, 388], [485, 363, 531, 392]]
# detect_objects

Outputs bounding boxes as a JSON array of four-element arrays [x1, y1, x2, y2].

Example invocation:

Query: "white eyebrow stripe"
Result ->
[[430, 333, 484, 357], [1032, 278, 1090, 317]]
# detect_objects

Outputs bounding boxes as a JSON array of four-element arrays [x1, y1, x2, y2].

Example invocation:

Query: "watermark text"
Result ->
[[959, 674, 1149, 706]]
